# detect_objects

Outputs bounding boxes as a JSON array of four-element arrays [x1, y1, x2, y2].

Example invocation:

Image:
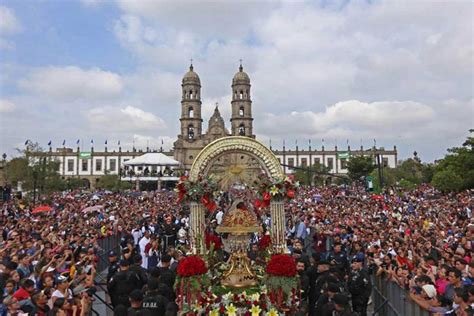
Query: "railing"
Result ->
[[371, 275, 430, 316], [92, 235, 122, 315]]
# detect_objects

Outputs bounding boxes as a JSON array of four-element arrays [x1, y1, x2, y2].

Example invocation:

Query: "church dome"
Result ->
[[182, 64, 201, 85], [232, 64, 250, 84]]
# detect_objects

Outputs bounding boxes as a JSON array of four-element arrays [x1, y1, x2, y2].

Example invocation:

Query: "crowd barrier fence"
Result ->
[[371, 275, 431, 316]]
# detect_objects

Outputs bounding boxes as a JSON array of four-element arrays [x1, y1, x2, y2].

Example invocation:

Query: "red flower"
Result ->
[[286, 189, 295, 199], [254, 199, 262, 209], [176, 256, 207, 277], [219, 305, 225, 313], [266, 254, 297, 277], [205, 233, 222, 250], [263, 192, 271, 201], [258, 235, 271, 251]]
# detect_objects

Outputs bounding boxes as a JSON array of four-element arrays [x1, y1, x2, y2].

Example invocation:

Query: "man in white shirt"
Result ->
[[132, 226, 142, 246], [138, 231, 151, 269]]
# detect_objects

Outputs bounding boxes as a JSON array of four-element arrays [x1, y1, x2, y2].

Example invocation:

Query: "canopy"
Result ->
[[123, 153, 180, 167]]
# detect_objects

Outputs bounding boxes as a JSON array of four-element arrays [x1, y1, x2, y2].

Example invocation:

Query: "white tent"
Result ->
[[123, 153, 180, 167]]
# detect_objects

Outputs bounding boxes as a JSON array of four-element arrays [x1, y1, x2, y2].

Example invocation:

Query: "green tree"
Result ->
[[431, 168, 464, 192], [292, 163, 331, 186], [5, 157, 29, 187], [431, 130, 474, 191], [347, 155, 376, 181]]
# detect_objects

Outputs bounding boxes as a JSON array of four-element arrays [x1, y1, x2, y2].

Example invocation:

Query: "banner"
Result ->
[[337, 152, 350, 159], [79, 152, 92, 159]]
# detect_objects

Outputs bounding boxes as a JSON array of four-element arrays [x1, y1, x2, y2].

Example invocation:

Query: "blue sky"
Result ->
[[0, 0, 472, 162]]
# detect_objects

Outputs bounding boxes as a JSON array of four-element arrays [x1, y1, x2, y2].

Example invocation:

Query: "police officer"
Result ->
[[107, 259, 142, 308], [106, 250, 119, 283], [141, 279, 169, 316], [333, 293, 358, 316], [348, 257, 372, 316]]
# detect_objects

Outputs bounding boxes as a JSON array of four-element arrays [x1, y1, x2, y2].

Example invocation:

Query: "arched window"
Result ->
[[234, 91, 237, 99], [184, 90, 188, 99], [246, 90, 249, 99], [238, 124, 245, 136], [188, 107, 194, 118], [239, 107, 244, 117], [240, 91, 243, 99], [189, 90, 193, 99], [188, 125, 194, 139]]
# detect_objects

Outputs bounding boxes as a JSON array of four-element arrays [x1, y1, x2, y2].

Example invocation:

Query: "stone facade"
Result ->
[[173, 64, 254, 170]]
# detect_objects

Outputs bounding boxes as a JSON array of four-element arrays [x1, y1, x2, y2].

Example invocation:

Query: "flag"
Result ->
[[48, 140, 52, 146], [24, 139, 29, 145], [118, 140, 120, 146], [161, 139, 164, 145], [62, 140, 66, 146], [76, 139, 80, 145], [90, 139, 94, 144], [105, 140, 107, 145]]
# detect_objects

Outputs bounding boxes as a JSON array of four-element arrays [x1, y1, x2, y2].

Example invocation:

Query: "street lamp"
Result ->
[[2, 153, 6, 185], [32, 169, 38, 206]]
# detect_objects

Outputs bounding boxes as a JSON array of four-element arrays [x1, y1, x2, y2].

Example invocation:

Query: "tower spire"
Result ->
[[239, 59, 243, 72], [190, 58, 193, 71]]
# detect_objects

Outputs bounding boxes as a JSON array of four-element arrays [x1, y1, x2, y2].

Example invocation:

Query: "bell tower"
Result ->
[[180, 63, 203, 141], [230, 62, 254, 138]]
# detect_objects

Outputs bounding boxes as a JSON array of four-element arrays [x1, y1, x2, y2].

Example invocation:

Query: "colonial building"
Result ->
[[26, 63, 397, 188], [173, 63, 254, 170]]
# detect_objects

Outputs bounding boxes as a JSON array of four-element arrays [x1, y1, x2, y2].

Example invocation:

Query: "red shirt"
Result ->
[[13, 287, 31, 301]]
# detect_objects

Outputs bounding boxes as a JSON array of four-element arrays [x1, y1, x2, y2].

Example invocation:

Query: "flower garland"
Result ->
[[176, 255, 210, 313], [176, 175, 219, 212], [265, 254, 300, 311], [258, 234, 272, 252], [205, 233, 222, 251], [254, 175, 298, 209]]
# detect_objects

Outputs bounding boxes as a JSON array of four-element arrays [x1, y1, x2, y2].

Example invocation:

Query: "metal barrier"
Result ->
[[371, 276, 431, 316], [96, 235, 121, 274]]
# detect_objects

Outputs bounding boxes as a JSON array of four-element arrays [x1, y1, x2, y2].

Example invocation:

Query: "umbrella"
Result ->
[[371, 194, 384, 200], [32, 206, 53, 214], [81, 205, 104, 214]]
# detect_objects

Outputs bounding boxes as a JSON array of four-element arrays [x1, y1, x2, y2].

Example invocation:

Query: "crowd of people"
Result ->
[[0, 182, 472, 315]]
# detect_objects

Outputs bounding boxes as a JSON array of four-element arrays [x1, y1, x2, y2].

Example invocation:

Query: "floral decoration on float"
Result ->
[[253, 175, 299, 210], [176, 175, 219, 212]]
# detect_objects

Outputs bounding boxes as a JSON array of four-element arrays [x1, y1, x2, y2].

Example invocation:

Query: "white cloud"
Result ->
[[0, 99, 15, 112], [86, 105, 166, 132], [0, 6, 20, 34], [19, 66, 123, 101]]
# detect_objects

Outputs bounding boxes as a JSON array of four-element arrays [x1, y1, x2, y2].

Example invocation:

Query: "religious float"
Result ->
[[174, 137, 301, 315]]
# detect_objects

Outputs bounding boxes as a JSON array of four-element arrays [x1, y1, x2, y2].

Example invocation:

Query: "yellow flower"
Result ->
[[210, 309, 219, 316], [266, 308, 279, 316], [250, 305, 262, 316], [250, 293, 260, 301], [269, 185, 279, 196], [226, 304, 237, 316]]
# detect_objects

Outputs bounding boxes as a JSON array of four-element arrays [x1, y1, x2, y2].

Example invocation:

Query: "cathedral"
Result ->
[[173, 63, 255, 170]]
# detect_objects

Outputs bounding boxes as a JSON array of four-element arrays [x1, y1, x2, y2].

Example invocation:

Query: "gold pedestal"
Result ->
[[221, 251, 257, 288]]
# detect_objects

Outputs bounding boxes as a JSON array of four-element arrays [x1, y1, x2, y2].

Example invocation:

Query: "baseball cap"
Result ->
[[422, 284, 437, 299], [108, 250, 117, 257]]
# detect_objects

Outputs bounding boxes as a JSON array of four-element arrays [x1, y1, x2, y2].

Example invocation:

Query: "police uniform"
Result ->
[[106, 251, 119, 283], [107, 260, 142, 308], [348, 259, 372, 316]]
